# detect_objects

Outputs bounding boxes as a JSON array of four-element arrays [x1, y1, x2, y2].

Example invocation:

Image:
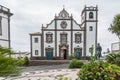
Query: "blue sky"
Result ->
[[0, 0, 120, 52]]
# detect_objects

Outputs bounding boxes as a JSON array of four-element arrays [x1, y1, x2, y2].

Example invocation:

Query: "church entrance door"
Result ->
[[60, 46, 68, 60], [63, 49, 67, 59]]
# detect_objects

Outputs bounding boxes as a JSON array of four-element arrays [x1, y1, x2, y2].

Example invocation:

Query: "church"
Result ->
[[30, 5, 98, 60]]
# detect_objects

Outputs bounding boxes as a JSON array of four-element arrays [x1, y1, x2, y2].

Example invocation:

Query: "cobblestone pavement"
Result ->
[[0, 69, 80, 80], [23, 64, 69, 72]]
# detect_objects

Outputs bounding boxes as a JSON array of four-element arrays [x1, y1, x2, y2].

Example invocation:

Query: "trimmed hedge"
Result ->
[[69, 59, 84, 69]]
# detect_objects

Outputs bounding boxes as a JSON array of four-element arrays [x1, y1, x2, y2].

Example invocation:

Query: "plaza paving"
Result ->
[[0, 64, 80, 80]]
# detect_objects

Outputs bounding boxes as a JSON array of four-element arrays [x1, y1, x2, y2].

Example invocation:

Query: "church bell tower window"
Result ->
[[89, 12, 94, 19], [89, 26, 93, 31]]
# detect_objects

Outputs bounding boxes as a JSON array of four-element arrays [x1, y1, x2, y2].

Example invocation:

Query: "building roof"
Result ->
[[0, 5, 13, 16], [30, 32, 42, 35]]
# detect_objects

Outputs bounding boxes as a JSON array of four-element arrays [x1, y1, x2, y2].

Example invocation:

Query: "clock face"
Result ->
[[60, 21, 67, 29]]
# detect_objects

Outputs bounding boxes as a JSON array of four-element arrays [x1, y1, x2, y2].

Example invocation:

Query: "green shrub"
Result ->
[[0, 54, 23, 76], [69, 59, 84, 68], [106, 52, 120, 66], [23, 56, 29, 66], [78, 61, 120, 80], [78, 45, 120, 80], [0, 47, 24, 77]]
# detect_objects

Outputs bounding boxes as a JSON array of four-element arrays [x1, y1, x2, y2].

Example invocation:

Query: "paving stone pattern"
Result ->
[[0, 69, 80, 80]]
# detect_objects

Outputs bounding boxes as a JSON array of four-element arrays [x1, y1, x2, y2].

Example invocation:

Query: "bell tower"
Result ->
[[81, 5, 98, 58]]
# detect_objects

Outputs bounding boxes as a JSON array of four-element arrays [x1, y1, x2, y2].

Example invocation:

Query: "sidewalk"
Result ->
[[1, 69, 80, 80]]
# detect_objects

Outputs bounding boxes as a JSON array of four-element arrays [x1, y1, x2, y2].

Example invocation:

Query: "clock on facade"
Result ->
[[60, 21, 67, 28]]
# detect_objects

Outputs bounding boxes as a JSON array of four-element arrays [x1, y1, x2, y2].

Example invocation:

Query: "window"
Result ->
[[60, 33, 67, 44], [35, 50, 39, 55], [0, 16, 2, 35], [46, 32, 53, 43], [34, 37, 38, 43], [75, 33, 82, 43], [89, 26, 93, 31], [89, 12, 93, 19]]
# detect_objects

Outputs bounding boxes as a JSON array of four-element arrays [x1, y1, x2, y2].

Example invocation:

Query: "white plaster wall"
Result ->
[[0, 13, 9, 48], [0, 18, 8, 39], [46, 20, 55, 29], [32, 36, 41, 57], [112, 43, 119, 51], [73, 20, 81, 29], [56, 31, 71, 57], [57, 20, 71, 29], [0, 40, 9, 48], [72, 31, 84, 56], [86, 22, 96, 56], [44, 31, 55, 57]]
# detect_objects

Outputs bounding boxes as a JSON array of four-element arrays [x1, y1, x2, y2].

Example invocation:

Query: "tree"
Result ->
[[108, 14, 120, 40], [0, 47, 24, 77], [0, 46, 16, 58]]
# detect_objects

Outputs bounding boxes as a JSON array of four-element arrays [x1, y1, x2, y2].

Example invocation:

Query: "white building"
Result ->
[[30, 6, 98, 60], [0, 5, 13, 48]]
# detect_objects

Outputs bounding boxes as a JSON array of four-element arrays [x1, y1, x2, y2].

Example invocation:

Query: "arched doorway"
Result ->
[[59, 45, 68, 60], [74, 47, 82, 59], [45, 47, 53, 60]]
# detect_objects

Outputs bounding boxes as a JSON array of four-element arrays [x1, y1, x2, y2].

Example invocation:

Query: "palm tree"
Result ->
[[108, 14, 120, 40]]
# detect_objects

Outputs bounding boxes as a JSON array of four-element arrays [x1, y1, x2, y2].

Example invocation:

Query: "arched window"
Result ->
[[89, 12, 93, 19], [89, 26, 93, 31]]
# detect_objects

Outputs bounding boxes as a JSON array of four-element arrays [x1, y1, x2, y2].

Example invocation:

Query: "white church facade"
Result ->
[[30, 6, 98, 60], [0, 5, 13, 48]]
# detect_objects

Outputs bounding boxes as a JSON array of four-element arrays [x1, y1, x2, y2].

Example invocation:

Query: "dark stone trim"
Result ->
[[54, 19, 72, 20], [43, 29, 84, 31], [30, 34, 42, 36], [30, 35, 33, 58], [81, 5, 98, 15], [84, 9, 87, 58], [71, 19, 73, 55], [96, 6, 98, 50], [0, 39, 10, 41], [0, 9, 13, 17], [55, 19, 57, 57], [0, 16, 2, 35], [42, 28, 44, 57], [8, 16, 10, 48], [81, 20, 98, 26]]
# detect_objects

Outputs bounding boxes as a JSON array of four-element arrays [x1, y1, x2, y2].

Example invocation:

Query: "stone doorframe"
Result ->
[[59, 44, 69, 59]]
